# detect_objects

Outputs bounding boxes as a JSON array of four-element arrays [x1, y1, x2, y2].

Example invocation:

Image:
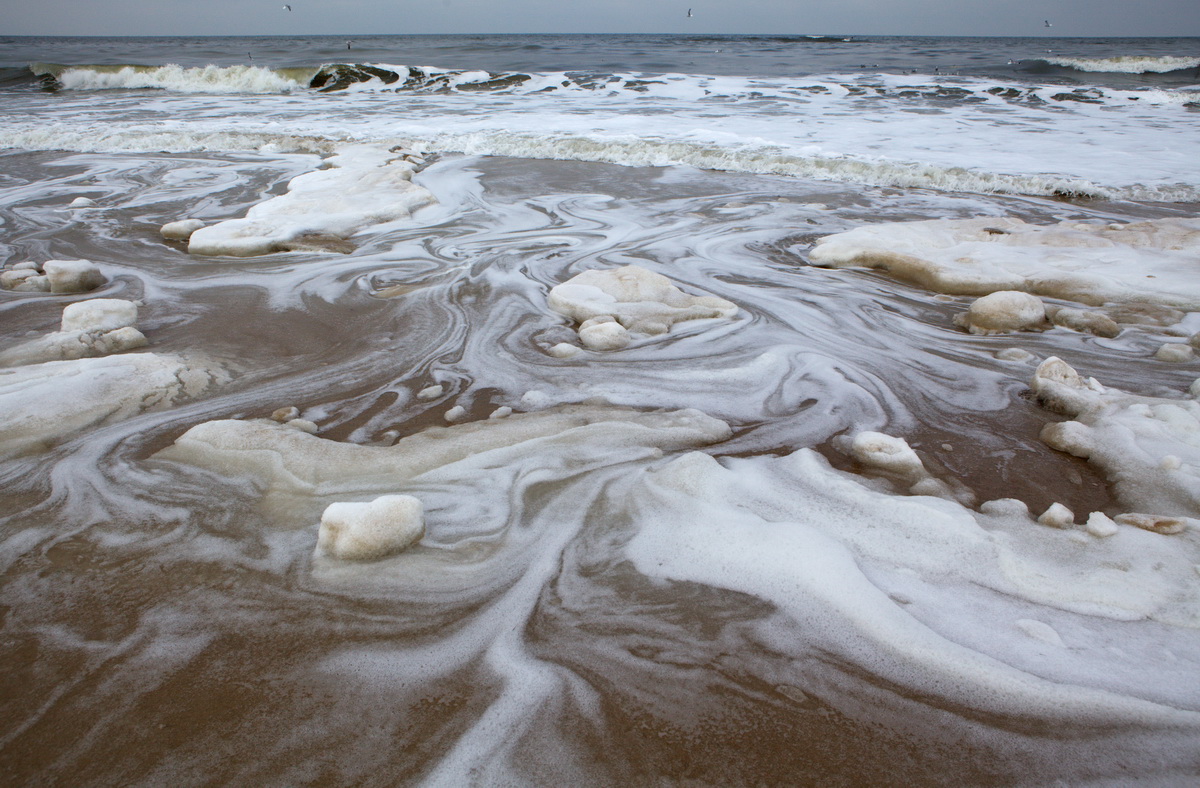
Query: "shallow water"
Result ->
[[2, 144, 1199, 784]]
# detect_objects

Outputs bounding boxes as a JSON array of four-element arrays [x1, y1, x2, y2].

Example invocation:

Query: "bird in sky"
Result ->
[[1044, 20, 1051, 27], [283, 4, 292, 10], [687, 8, 693, 17]]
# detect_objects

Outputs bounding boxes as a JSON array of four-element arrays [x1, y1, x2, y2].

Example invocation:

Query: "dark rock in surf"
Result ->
[[310, 64, 400, 92]]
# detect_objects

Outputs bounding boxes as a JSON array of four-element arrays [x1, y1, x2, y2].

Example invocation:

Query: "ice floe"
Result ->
[[187, 145, 436, 257], [547, 265, 738, 351], [809, 216, 1200, 307], [155, 403, 732, 523], [0, 353, 217, 458]]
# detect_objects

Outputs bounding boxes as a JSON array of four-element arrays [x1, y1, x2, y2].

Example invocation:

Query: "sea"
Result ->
[[1, 33, 1199, 785]]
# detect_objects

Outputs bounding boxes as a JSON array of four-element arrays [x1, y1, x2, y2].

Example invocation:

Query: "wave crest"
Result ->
[[1045, 55, 1200, 75], [31, 63, 311, 94]]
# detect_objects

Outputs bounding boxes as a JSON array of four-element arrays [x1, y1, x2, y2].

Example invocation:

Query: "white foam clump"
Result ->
[[547, 265, 738, 350], [0, 259, 106, 294], [154, 402, 732, 522], [316, 495, 424, 561], [187, 145, 436, 257], [0, 353, 215, 458], [1033, 356, 1200, 518], [809, 216, 1200, 307], [624, 448, 1200, 722], [954, 291, 1046, 335], [0, 299, 147, 367]]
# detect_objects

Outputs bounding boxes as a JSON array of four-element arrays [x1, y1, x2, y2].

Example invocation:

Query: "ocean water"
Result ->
[[1, 33, 1199, 785]]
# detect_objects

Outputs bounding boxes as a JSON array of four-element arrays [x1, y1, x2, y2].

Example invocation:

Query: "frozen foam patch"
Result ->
[[316, 495, 424, 561], [1034, 357, 1200, 517], [547, 265, 738, 350], [155, 403, 732, 523], [623, 447, 1200, 719], [0, 353, 216, 458], [809, 216, 1200, 307], [187, 145, 436, 257]]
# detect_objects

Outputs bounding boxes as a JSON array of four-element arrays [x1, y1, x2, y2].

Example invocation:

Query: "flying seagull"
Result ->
[[1044, 20, 1051, 27], [687, 8, 693, 17], [283, 4, 292, 10]]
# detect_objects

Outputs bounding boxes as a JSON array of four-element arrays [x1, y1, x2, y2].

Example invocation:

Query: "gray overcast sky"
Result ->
[[4, 0, 1199, 37]]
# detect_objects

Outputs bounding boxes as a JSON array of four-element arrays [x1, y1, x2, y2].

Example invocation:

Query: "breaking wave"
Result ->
[[30, 61, 1200, 113], [3, 124, 1195, 203], [420, 131, 1199, 202], [30, 62, 313, 94], [1044, 55, 1200, 74]]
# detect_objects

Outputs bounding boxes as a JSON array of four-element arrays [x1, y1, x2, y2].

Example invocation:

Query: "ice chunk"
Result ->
[[271, 406, 301, 422], [160, 219, 206, 240], [1037, 502, 1075, 528], [547, 342, 580, 359], [0, 267, 48, 291], [0, 353, 215, 458], [845, 430, 969, 502], [0, 299, 147, 367], [60, 299, 137, 333], [1030, 356, 1104, 417], [1114, 513, 1187, 535], [849, 431, 925, 480], [444, 405, 468, 423], [810, 216, 1200, 307], [287, 418, 319, 434], [1048, 306, 1120, 338], [2, 260, 105, 294], [981, 498, 1030, 517], [578, 319, 630, 351], [955, 291, 1046, 335], [1155, 343, 1194, 363], [417, 384, 444, 400], [1085, 511, 1120, 538], [316, 495, 424, 561], [68, 197, 96, 208], [187, 145, 435, 257], [42, 260, 107, 294], [548, 265, 737, 349]]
